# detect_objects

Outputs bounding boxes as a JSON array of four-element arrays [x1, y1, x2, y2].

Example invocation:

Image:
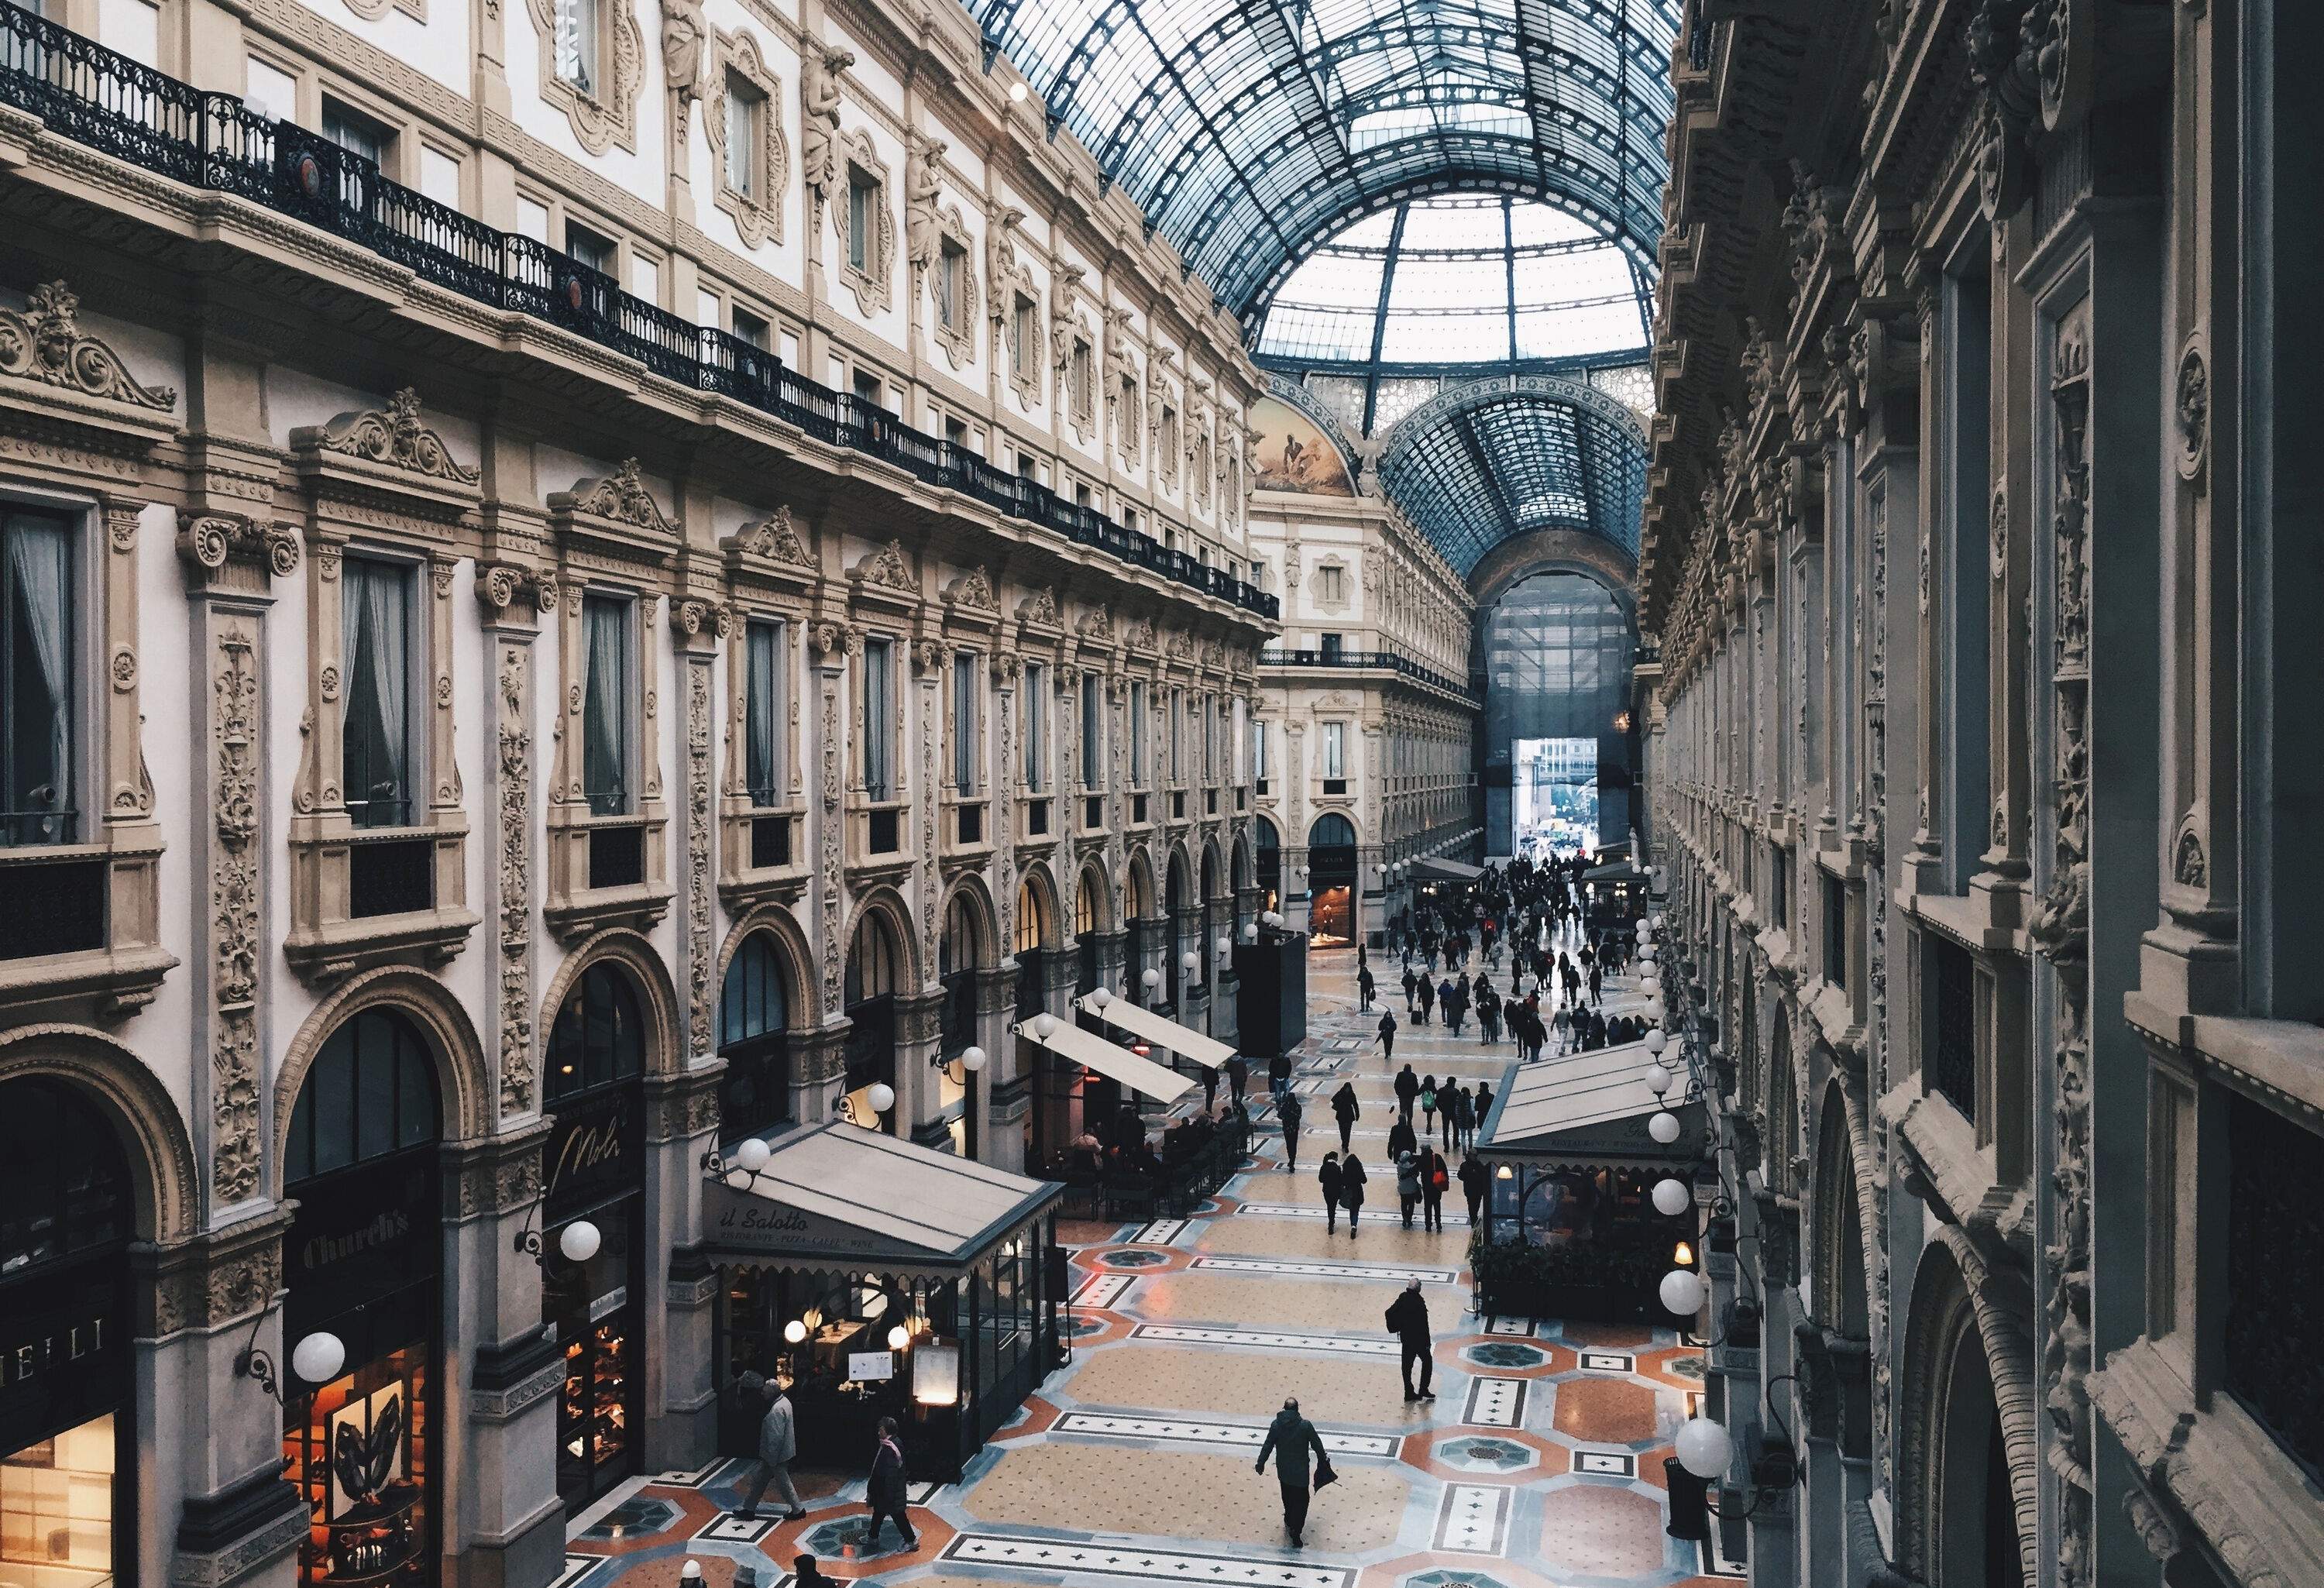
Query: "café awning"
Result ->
[[1017, 1017, 1196, 1105], [702, 1122, 1064, 1277], [1074, 995, 1237, 1070], [1411, 857, 1485, 883], [1477, 1046, 1704, 1170]]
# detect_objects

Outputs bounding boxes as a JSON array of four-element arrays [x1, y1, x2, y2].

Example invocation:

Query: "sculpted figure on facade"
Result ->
[[800, 44, 854, 217]]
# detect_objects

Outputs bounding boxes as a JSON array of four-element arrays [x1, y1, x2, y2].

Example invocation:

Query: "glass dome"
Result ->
[[1257, 195, 1652, 370]]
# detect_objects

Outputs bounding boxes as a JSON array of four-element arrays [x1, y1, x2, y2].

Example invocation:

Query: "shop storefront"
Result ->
[[1473, 1046, 1703, 1324], [541, 964, 648, 1511], [706, 1123, 1064, 1480], [281, 1009, 443, 1588], [0, 1078, 132, 1588]]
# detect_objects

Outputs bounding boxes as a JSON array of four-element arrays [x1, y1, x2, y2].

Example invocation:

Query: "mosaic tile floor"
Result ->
[[567, 940, 1738, 1588]]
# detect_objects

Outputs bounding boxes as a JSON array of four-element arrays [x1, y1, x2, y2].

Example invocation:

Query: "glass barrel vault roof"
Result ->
[[969, 0, 1681, 321]]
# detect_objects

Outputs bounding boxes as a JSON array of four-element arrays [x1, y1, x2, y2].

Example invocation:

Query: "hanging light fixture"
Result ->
[[1033, 1012, 1058, 1039], [865, 1081, 897, 1115], [1674, 1417, 1731, 1480], [1091, 986, 1112, 1009], [1141, 966, 1163, 989], [783, 1318, 809, 1345], [1648, 1110, 1683, 1144], [960, 1045, 987, 1074], [1652, 1177, 1690, 1217], [1659, 1267, 1704, 1315]]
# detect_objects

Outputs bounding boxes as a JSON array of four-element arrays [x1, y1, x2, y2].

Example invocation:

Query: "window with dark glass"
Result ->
[[954, 653, 979, 794], [286, 1008, 440, 1181], [1080, 672, 1101, 788], [342, 555, 415, 828], [940, 894, 978, 1057], [847, 170, 875, 273], [582, 593, 634, 816], [1168, 690, 1182, 783], [731, 306, 771, 350], [1129, 680, 1148, 785], [2, 507, 74, 846], [566, 219, 615, 275], [718, 933, 792, 1139], [745, 618, 783, 806], [862, 637, 893, 799], [1023, 662, 1046, 792], [937, 239, 968, 331], [546, 961, 646, 1105]]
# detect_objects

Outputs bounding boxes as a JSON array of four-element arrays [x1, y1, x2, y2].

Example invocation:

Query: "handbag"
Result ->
[[1312, 1456, 1339, 1492]]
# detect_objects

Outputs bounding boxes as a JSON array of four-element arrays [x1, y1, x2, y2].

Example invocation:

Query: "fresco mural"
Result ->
[[1251, 396, 1355, 496]]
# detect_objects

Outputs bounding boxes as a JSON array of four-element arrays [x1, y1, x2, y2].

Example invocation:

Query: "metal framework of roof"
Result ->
[[1377, 375, 1646, 578], [971, 0, 1681, 323]]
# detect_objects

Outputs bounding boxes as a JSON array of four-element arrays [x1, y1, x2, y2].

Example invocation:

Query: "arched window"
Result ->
[[1255, 816, 1281, 909], [1308, 813, 1357, 849], [844, 911, 901, 1122], [1015, 876, 1046, 957], [547, 963, 647, 1105], [1075, 868, 1102, 994], [942, 893, 982, 1057], [844, 910, 900, 1006], [0, 1078, 130, 1273], [287, 1007, 442, 1180], [719, 933, 792, 1141]]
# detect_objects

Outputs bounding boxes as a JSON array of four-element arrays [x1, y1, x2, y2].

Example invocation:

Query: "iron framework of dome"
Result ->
[[1376, 375, 1646, 578], [970, 0, 1680, 324]]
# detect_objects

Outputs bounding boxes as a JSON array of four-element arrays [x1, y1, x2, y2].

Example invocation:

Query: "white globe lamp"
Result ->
[[1645, 1028, 1668, 1055], [960, 1045, 988, 1074], [865, 1081, 896, 1115], [1033, 1012, 1058, 1040], [1674, 1417, 1732, 1480], [1091, 986, 1112, 1009], [886, 1324, 911, 1352], [783, 1318, 809, 1345], [736, 1136, 773, 1174], [558, 1219, 603, 1263], [1659, 1267, 1705, 1317], [1142, 967, 1163, 990], [1214, 936, 1229, 954], [1181, 950, 1198, 971], [1243, 923, 1259, 942], [291, 1331, 346, 1386], [1652, 1177, 1692, 1218], [1648, 1109, 1683, 1144], [1647, 1064, 1674, 1097]]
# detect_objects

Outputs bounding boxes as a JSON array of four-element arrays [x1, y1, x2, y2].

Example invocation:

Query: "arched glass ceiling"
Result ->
[[970, 0, 1680, 321], [1257, 195, 1651, 367], [1377, 376, 1646, 576]]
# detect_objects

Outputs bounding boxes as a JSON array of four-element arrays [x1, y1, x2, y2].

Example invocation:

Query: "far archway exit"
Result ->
[[1511, 737, 1601, 857]]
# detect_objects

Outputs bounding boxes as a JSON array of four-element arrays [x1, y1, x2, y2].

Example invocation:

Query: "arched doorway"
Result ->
[[1164, 850, 1188, 1011], [718, 930, 795, 1142], [1479, 571, 1636, 858], [543, 962, 650, 1507], [941, 890, 988, 1160], [1074, 864, 1105, 994], [1125, 854, 1157, 1006], [282, 1008, 444, 1588], [1306, 813, 1358, 943], [844, 909, 904, 1132], [1199, 842, 1222, 995], [0, 1078, 134, 1588], [1254, 816, 1281, 911]]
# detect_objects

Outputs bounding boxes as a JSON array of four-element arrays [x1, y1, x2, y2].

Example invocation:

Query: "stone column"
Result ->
[[896, 988, 947, 1150], [974, 964, 1018, 1170], [441, 1124, 563, 1588], [645, 1066, 723, 1468]]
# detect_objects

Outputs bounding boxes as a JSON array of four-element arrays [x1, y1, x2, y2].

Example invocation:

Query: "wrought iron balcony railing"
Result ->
[[0, 1, 1278, 623], [1257, 646, 1477, 702]]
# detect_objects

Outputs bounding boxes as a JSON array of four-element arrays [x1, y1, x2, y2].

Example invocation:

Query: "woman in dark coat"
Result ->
[[1318, 1152, 1344, 1234], [1332, 1081, 1361, 1153], [1458, 1152, 1490, 1229], [1339, 1153, 1368, 1238]]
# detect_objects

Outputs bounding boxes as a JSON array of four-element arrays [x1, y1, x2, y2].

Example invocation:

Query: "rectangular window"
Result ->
[[1320, 631, 1343, 661], [321, 102, 393, 167], [1928, 935, 1976, 1122], [1169, 691, 1183, 783], [1011, 294, 1037, 379], [1251, 720, 1267, 785], [1022, 662, 1047, 792], [731, 306, 771, 350], [2, 508, 76, 845], [953, 653, 978, 795], [1081, 673, 1102, 788], [342, 556, 416, 829], [1129, 680, 1148, 785], [937, 239, 968, 331], [1071, 340, 1095, 424], [861, 638, 893, 799], [1824, 875, 1848, 989], [552, 0, 599, 95], [565, 220, 615, 276], [853, 370, 882, 408], [744, 619, 783, 806], [1318, 565, 1342, 603], [580, 593, 634, 816], [1322, 721, 1345, 779], [847, 170, 875, 273], [723, 73, 762, 199]]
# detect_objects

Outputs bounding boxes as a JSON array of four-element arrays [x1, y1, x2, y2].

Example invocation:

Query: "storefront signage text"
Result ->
[[0, 1311, 108, 1389], [545, 1100, 637, 1209], [302, 1208, 414, 1271]]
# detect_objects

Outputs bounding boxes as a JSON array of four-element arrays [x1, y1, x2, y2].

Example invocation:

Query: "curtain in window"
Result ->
[[583, 596, 629, 814], [746, 621, 778, 804], [342, 560, 411, 824], [862, 640, 891, 796], [5, 515, 70, 821], [724, 87, 754, 194], [553, 0, 596, 91]]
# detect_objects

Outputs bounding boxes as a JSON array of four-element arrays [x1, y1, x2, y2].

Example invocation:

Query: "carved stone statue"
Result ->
[[986, 206, 1026, 318], [1050, 263, 1085, 370], [905, 132, 947, 273], [801, 44, 854, 213], [659, 0, 707, 105]]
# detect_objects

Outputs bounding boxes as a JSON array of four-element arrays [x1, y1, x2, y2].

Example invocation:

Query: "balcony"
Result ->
[[0, 1, 1278, 625], [1258, 646, 1479, 703]]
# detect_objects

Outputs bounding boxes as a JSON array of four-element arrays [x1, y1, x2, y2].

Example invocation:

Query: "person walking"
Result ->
[[1454, 1084, 1477, 1150], [1226, 1054, 1250, 1109], [1554, 1003, 1572, 1057], [1340, 1153, 1367, 1237], [1395, 1147, 1422, 1229], [1387, 1111, 1418, 1164], [1268, 1052, 1293, 1105], [1415, 976, 1434, 1025], [1394, 1064, 1420, 1119], [1278, 1088, 1304, 1171], [1332, 1080, 1360, 1153], [1317, 1152, 1344, 1235], [865, 1416, 917, 1551], [1459, 1150, 1489, 1229], [734, 1381, 807, 1520], [1588, 959, 1604, 1007], [1377, 1009, 1398, 1063], [1473, 1079, 1494, 1127], [1440, 1084, 1459, 1150], [1387, 1278, 1435, 1401], [1401, 966, 1418, 1012], [1202, 1057, 1219, 1115], [1418, 1075, 1438, 1138], [1357, 964, 1375, 1011], [1420, 1145, 1447, 1233], [1255, 1397, 1329, 1548]]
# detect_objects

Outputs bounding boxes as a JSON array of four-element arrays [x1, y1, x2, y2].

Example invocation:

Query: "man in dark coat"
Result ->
[[1255, 1397, 1329, 1547], [1387, 1278, 1435, 1401], [1277, 1088, 1304, 1171], [1386, 1112, 1418, 1164], [1394, 1064, 1420, 1119], [1331, 1081, 1361, 1153], [1226, 1054, 1249, 1107], [865, 1415, 916, 1549]]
